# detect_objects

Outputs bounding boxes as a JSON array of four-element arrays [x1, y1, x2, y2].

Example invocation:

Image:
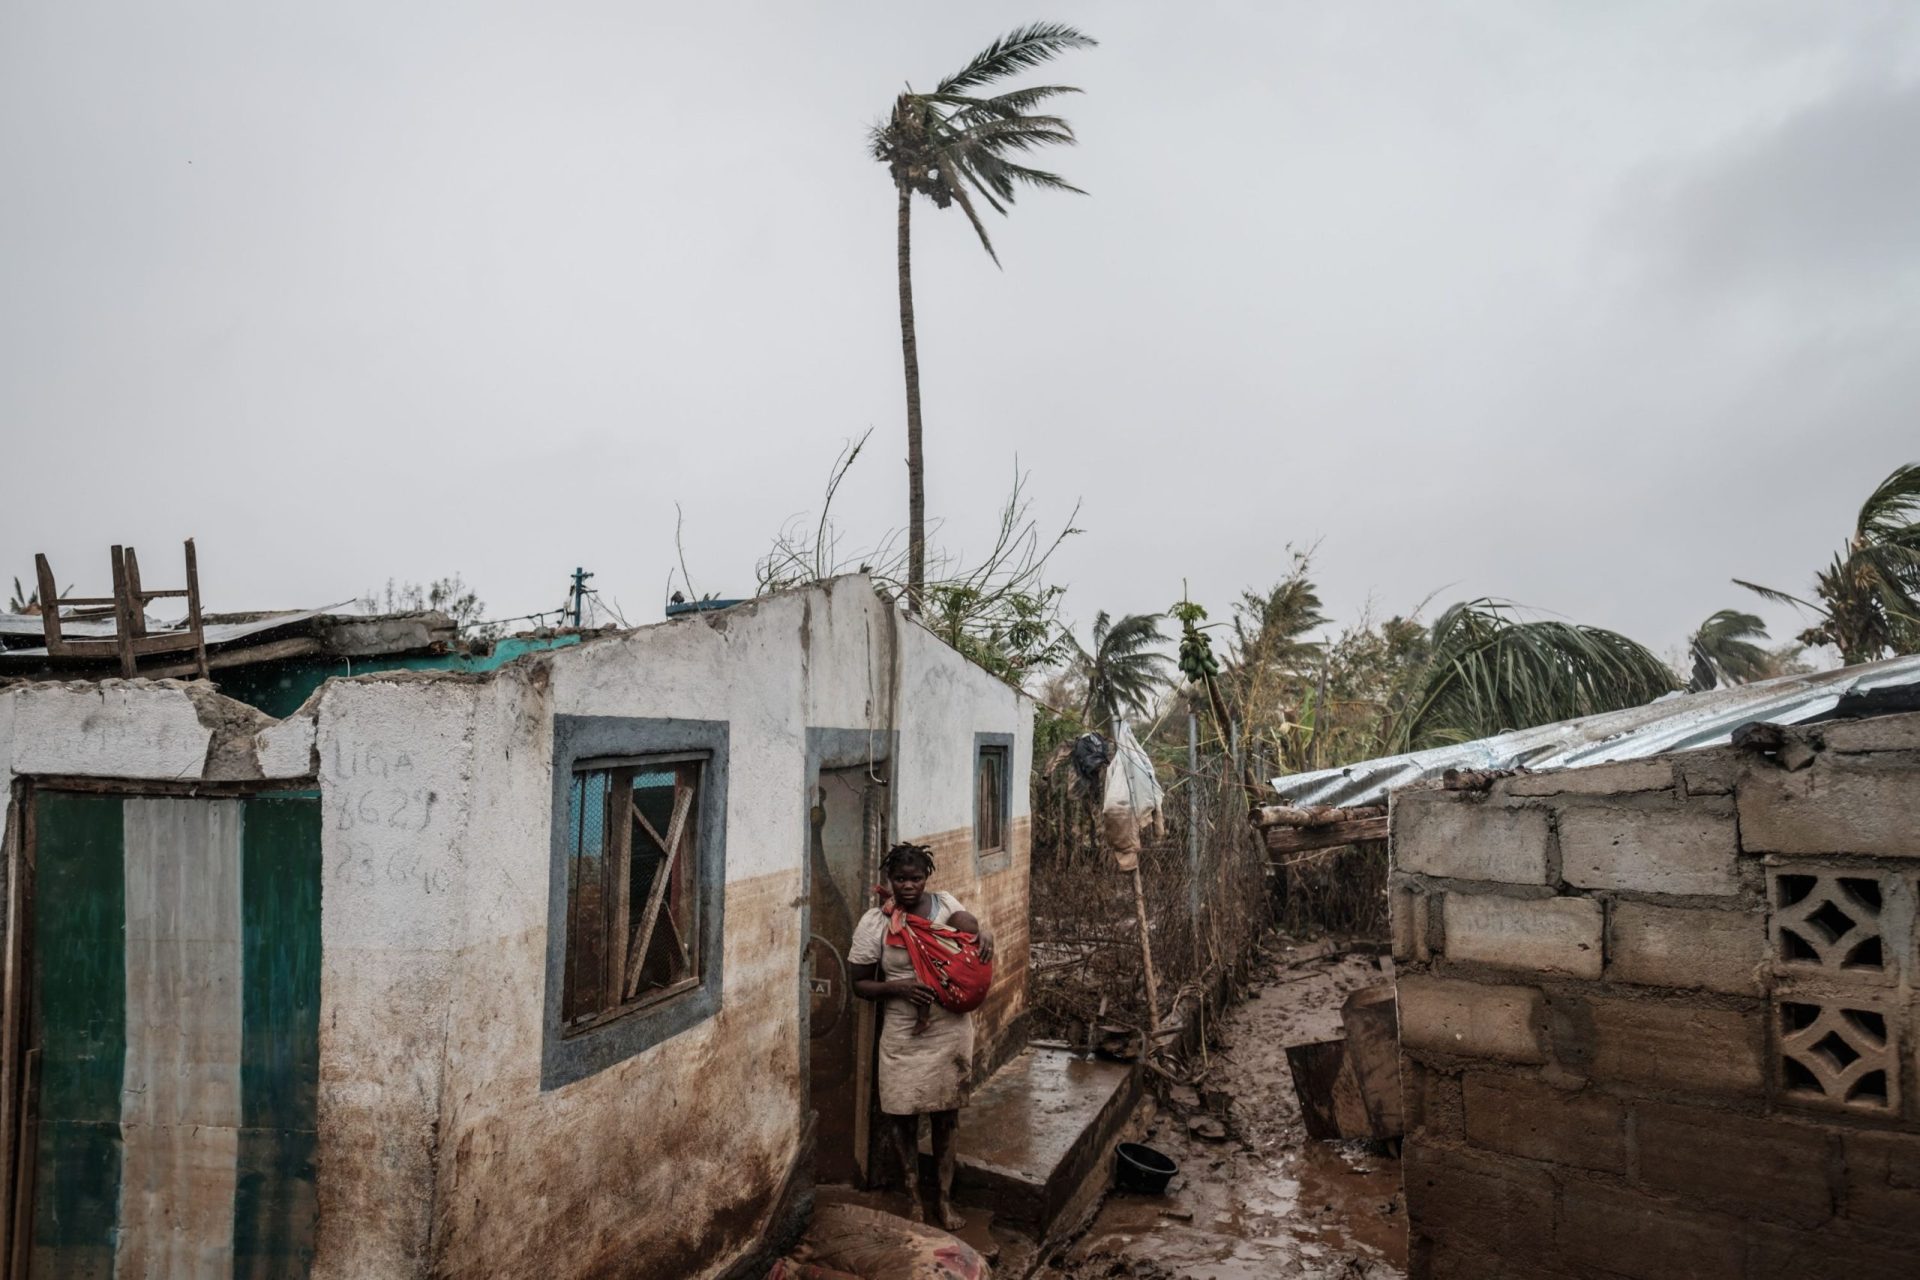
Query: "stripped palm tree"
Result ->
[[870, 22, 1097, 611], [1738, 463, 1920, 665], [1395, 600, 1677, 750], [1076, 611, 1171, 733], [1687, 610, 1776, 691]]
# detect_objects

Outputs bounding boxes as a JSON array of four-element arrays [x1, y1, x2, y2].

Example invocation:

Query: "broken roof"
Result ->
[[0, 606, 456, 678], [1269, 652, 1920, 809]]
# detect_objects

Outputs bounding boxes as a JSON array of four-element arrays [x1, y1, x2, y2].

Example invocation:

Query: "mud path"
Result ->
[[1041, 941, 1407, 1279]]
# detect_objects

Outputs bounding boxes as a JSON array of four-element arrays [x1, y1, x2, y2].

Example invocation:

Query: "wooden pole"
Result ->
[[1187, 710, 1202, 972], [1130, 862, 1161, 1044]]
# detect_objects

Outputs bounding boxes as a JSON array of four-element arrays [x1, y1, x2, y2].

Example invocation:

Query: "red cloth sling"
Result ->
[[878, 893, 994, 1014]]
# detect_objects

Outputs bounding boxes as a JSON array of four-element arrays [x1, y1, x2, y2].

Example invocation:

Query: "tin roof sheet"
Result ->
[[1268, 653, 1920, 808]]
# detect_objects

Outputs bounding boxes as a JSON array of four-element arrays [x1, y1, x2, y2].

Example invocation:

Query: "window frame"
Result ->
[[973, 732, 1015, 875], [560, 756, 708, 1037], [543, 716, 729, 1089]]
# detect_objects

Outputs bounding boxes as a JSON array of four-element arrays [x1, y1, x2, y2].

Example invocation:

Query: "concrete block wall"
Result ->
[[1391, 714, 1920, 1280]]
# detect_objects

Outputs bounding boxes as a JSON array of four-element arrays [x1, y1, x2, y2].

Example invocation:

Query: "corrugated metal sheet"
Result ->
[[1269, 653, 1920, 808], [0, 609, 328, 656]]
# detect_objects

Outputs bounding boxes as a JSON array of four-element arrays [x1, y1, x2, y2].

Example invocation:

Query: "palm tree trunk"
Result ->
[[896, 182, 926, 614]]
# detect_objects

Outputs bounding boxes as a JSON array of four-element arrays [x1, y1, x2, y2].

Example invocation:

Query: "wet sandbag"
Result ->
[[797, 1202, 989, 1280]]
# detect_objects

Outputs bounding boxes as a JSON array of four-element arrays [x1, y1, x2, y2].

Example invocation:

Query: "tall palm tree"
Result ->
[[1687, 610, 1775, 691], [1738, 463, 1920, 665], [1394, 600, 1677, 750], [1077, 611, 1171, 733], [870, 22, 1096, 612]]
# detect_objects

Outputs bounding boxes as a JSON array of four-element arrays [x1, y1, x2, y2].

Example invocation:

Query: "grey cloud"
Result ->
[[1635, 78, 1920, 300]]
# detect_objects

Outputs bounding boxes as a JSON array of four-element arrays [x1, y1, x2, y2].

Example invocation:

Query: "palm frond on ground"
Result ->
[[1739, 462, 1920, 665]]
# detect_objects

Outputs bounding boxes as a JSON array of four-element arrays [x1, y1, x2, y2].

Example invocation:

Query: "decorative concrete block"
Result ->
[[1442, 894, 1602, 980], [1608, 901, 1765, 995], [1768, 867, 1898, 984], [1777, 999, 1899, 1116], [1557, 799, 1739, 896], [1399, 976, 1549, 1064], [1392, 797, 1551, 885]]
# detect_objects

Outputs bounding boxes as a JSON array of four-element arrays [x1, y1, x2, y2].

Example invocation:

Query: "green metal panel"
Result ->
[[30, 791, 126, 1280], [233, 795, 322, 1278], [215, 634, 584, 717]]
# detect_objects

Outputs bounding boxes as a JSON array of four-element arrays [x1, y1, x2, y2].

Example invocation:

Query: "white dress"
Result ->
[[848, 891, 978, 1116]]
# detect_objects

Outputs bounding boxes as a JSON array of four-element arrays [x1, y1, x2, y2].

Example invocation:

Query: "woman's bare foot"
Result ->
[[936, 1201, 966, 1232]]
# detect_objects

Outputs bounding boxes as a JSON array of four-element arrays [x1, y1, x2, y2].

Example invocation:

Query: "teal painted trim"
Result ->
[[30, 792, 126, 1272], [217, 634, 584, 717], [233, 797, 322, 1278]]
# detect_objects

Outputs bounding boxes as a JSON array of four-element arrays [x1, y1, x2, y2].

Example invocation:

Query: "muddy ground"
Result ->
[[1038, 940, 1407, 1279]]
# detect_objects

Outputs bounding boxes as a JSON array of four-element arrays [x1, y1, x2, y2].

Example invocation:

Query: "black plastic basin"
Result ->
[[1114, 1141, 1178, 1195]]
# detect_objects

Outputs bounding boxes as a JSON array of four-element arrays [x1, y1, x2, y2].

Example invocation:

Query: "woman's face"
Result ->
[[888, 863, 929, 911]]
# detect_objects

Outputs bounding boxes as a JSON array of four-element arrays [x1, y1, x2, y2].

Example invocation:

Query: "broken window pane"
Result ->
[[563, 758, 704, 1033]]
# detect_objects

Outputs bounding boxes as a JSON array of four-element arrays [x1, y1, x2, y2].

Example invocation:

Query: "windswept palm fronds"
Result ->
[[1688, 609, 1775, 691], [1076, 611, 1172, 732], [871, 23, 1097, 609], [1396, 600, 1678, 750], [1739, 463, 1920, 665]]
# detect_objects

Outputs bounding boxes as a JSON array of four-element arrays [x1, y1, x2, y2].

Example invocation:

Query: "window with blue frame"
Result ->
[[561, 756, 707, 1033]]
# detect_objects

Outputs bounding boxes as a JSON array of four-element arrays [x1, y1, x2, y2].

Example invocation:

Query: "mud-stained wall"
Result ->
[[429, 590, 817, 1280], [1390, 711, 1920, 1280], [889, 617, 1036, 1072], [0, 576, 1035, 1280]]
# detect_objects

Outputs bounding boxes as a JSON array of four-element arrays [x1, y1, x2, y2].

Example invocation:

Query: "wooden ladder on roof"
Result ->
[[33, 540, 209, 679]]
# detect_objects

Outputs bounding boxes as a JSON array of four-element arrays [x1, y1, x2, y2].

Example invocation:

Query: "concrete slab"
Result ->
[[944, 1046, 1141, 1237]]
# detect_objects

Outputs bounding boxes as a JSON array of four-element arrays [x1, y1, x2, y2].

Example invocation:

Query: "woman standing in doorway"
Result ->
[[848, 842, 995, 1230]]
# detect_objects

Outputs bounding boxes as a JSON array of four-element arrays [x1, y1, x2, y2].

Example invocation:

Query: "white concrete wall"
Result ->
[[0, 576, 1035, 1280], [888, 615, 1036, 1063]]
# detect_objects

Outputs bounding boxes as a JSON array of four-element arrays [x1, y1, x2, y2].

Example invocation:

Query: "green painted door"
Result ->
[[27, 791, 321, 1278]]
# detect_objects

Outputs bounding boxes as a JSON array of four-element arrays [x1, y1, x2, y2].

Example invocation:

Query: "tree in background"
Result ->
[[360, 574, 499, 641], [1198, 553, 1333, 772], [757, 433, 1080, 688], [1075, 611, 1172, 733], [869, 22, 1096, 612], [1685, 609, 1800, 691], [1738, 462, 1920, 665], [1395, 600, 1677, 750]]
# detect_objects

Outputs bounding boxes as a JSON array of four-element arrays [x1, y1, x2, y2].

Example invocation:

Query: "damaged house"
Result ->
[[0, 574, 1034, 1278], [1272, 654, 1920, 1278]]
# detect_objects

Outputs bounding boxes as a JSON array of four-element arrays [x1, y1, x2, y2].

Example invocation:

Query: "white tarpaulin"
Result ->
[[1101, 721, 1166, 869]]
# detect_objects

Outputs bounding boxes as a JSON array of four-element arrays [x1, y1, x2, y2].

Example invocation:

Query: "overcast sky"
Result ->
[[4, 2, 1916, 665]]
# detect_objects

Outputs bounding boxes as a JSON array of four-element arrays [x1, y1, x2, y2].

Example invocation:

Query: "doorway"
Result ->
[[806, 762, 888, 1185], [9, 787, 321, 1278]]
